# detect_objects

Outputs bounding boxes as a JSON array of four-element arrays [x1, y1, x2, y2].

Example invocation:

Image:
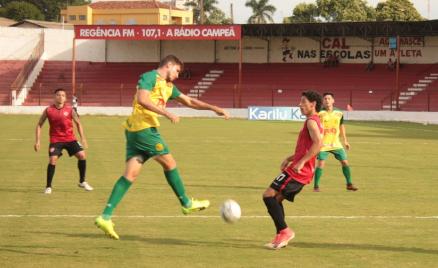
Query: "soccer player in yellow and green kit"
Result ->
[[313, 93, 358, 192], [95, 55, 229, 239]]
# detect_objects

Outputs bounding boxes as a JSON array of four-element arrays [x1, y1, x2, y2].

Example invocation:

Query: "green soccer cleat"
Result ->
[[181, 198, 210, 215], [95, 216, 119, 240]]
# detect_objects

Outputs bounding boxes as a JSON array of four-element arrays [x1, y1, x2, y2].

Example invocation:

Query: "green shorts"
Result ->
[[317, 148, 347, 161], [125, 127, 170, 162]]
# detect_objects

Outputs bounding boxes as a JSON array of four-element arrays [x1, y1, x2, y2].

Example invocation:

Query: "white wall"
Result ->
[[161, 40, 215, 63], [106, 40, 160, 62], [0, 27, 41, 60], [44, 28, 106, 61], [1, 27, 438, 64], [1, 106, 437, 125]]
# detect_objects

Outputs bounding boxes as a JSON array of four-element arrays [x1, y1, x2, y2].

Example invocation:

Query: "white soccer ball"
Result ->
[[220, 199, 241, 223]]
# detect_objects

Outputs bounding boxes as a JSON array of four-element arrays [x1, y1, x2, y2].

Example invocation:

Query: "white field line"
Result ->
[[3, 138, 437, 145], [0, 215, 437, 219]]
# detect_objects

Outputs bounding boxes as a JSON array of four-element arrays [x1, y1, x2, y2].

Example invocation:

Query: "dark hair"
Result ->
[[54, 88, 66, 94], [159, 55, 184, 70], [323, 92, 334, 98], [302, 91, 322, 112]]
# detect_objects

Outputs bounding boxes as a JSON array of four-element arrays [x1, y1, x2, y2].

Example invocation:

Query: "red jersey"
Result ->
[[284, 114, 323, 184], [46, 104, 76, 143]]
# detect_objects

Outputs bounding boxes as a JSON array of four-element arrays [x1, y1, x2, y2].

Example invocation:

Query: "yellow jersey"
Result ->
[[319, 108, 344, 151], [123, 70, 181, 132]]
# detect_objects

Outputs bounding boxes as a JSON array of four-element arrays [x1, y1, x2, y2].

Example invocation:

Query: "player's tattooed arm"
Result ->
[[34, 108, 48, 152], [72, 109, 88, 149], [176, 94, 230, 119]]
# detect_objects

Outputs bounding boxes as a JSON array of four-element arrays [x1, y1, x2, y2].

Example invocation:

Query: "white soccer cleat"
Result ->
[[44, 187, 52, 194], [78, 182, 93, 191]]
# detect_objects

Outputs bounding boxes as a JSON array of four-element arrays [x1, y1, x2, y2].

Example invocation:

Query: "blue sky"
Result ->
[[217, 0, 437, 24]]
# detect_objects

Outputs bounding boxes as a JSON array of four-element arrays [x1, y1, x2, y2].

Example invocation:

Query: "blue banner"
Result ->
[[248, 107, 306, 121]]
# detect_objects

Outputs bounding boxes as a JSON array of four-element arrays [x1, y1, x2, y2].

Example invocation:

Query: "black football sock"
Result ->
[[263, 196, 287, 234], [47, 164, 55, 188], [78, 160, 86, 183]]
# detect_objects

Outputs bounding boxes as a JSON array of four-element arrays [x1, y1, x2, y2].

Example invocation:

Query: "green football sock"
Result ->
[[164, 168, 191, 207], [102, 176, 132, 220], [314, 167, 323, 188], [342, 166, 353, 185]]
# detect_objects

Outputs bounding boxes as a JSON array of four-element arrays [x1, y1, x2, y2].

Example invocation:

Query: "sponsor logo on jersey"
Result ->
[[155, 143, 164, 151]]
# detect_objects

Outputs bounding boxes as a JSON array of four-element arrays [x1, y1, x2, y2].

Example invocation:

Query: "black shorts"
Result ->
[[49, 141, 83, 157], [270, 171, 304, 202]]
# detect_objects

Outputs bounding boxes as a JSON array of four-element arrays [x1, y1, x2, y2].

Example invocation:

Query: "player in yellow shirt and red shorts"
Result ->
[[313, 93, 358, 192]]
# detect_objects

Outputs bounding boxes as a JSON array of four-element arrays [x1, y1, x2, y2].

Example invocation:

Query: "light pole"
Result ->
[[200, 0, 204, 24]]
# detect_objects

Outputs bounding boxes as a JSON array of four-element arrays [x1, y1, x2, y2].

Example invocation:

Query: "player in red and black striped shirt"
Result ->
[[34, 88, 93, 194], [263, 91, 323, 250]]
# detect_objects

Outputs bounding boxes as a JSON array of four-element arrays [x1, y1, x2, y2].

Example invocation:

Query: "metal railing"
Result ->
[[10, 31, 44, 105], [27, 82, 438, 112]]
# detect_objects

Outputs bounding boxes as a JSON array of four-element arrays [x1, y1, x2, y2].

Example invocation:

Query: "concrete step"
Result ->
[[189, 89, 205, 93], [210, 70, 224, 74], [425, 76, 438, 80], [419, 80, 432, 83], [400, 91, 416, 96], [413, 83, 427, 87], [430, 73, 438, 76], [202, 77, 216, 81], [382, 105, 392, 109], [198, 81, 212, 85], [407, 87, 424, 92], [398, 96, 411, 100]]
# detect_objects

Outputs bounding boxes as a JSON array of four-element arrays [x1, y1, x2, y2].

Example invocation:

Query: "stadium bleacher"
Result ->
[[22, 61, 438, 111], [0, 60, 26, 105]]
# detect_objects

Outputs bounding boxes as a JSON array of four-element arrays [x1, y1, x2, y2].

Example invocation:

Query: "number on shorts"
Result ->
[[274, 173, 287, 183]]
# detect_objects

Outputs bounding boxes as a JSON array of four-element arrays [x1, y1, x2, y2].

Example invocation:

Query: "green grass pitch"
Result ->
[[0, 115, 437, 267]]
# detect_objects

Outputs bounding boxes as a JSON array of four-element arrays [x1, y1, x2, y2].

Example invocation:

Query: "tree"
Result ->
[[376, 0, 423, 21], [185, 0, 220, 24], [206, 9, 232, 25], [0, 0, 90, 22], [316, 0, 375, 22], [245, 0, 276, 24], [284, 3, 319, 23], [4, 1, 44, 21]]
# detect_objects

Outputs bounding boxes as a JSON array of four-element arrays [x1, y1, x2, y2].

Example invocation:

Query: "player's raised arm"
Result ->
[[175, 93, 230, 119], [136, 89, 180, 123], [72, 109, 88, 149], [292, 120, 323, 173], [34, 109, 47, 152]]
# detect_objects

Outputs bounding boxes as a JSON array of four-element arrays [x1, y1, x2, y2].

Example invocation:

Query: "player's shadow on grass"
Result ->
[[33, 231, 258, 249], [148, 183, 264, 191], [293, 242, 438, 255], [0, 245, 80, 257]]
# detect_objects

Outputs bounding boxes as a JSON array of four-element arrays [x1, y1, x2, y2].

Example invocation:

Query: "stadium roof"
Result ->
[[0, 17, 16, 27], [242, 20, 438, 38], [10, 20, 73, 29], [89, 1, 183, 11]]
